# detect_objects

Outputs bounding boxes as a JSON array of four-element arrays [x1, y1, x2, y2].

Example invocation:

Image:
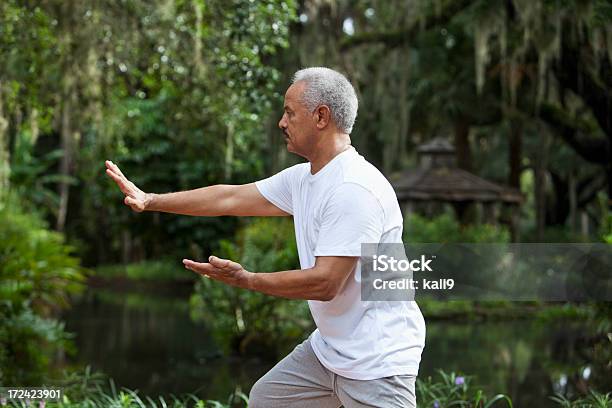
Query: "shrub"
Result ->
[[417, 370, 513, 408], [404, 213, 510, 243], [0, 194, 86, 384], [190, 217, 312, 358], [550, 390, 612, 408], [95, 258, 196, 282], [3, 366, 248, 407], [602, 215, 612, 244]]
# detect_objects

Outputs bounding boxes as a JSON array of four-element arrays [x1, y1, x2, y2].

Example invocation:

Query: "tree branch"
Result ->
[[539, 103, 610, 165], [553, 30, 612, 138], [339, 0, 474, 51]]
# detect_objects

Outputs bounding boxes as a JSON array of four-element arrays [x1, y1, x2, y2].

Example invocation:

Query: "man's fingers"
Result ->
[[106, 169, 131, 194], [105, 168, 123, 185], [183, 258, 240, 275], [105, 161, 129, 186], [124, 196, 136, 206], [110, 161, 127, 178], [183, 259, 215, 277], [105, 160, 126, 178], [209, 255, 241, 270], [209, 256, 229, 268]]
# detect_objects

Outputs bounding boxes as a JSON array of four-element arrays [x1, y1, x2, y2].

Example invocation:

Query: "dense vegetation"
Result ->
[[0, 0, 609, 406]]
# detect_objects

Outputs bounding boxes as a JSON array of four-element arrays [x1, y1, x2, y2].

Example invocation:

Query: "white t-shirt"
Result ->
[[255, 146, 426, 380]]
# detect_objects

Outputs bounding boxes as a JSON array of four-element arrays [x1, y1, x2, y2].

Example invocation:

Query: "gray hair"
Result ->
[[292, 67, 358, 134]]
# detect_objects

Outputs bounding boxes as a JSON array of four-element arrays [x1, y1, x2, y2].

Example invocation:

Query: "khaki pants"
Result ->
[[249, 336, 417, 408]]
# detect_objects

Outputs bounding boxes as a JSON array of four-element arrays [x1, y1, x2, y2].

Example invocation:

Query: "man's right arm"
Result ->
[[105, 160, 289, 217], [146, 183, 289, 217]]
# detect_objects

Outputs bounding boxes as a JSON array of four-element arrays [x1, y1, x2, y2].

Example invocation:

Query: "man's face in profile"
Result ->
[[278, 81, 316, 157]]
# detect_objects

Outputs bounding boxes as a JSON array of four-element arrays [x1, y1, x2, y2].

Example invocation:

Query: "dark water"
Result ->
[[59, 286, 608, 406]]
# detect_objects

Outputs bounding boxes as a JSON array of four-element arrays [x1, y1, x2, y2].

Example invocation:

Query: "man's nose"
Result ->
[[278, 114, 287, 129]]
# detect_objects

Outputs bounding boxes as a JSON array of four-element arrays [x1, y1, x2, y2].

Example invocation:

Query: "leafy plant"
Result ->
[[0, 193, 86, 385], [95, 259, 196, 282], [417, 370, 513, 408], [404, 213, 510, 243], [189, 217, 312, 358], [550, 390, 612, 408], [0, 195, 86, 315]]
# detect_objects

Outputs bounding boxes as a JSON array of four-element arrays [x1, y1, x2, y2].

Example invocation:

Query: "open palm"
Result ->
[[105, 160, 149, 212]]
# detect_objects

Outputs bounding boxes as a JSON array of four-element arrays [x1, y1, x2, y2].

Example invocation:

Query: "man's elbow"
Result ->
[[315, 280, 341, 301]]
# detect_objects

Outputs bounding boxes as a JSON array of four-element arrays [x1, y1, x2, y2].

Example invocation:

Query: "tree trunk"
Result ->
[[534, 131, 551, 241], [56, 2, 77, 232], [547, 171, 570, 226], [569, 170, 577, 233], [508, 119, 522, 188], [56, 78, 76, 232], [0, 81, 10, 194], [454, 118, 472, 171]]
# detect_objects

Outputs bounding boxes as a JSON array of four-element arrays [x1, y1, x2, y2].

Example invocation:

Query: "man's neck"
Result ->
[[308, 133, 352, 175]]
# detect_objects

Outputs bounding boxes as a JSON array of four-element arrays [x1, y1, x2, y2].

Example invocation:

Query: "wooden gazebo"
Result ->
[[392, 138, 523, 239]]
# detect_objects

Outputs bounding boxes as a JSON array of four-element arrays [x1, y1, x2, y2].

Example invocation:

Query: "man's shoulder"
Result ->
[[275, 161, 310, 180], [341, 154, 396, 197]]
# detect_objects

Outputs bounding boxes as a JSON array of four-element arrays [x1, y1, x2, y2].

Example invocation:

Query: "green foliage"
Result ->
[[218, 217, 299, 273], [404, 213, 510, 243], [190, 217, 312, 358], [95, 259, 196, 282], [0, 196, 86, 317], [92, 289, 189, 314], [6, 366, 609, 407], [9, 136, 69, 220], [85, 0, 296, 263], [591, 302, 612, 334], [417, 370, 513, 408], [419, 299, 595, 322], [0, 194, 86, 385], [6, 366, 249, 408], [602, 215, 612, 244], [0, 303, 74, 386], [0, 0, 298, 264], [550, 390, 612, 408]]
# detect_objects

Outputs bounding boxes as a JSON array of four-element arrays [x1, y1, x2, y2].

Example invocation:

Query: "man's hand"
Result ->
[[183, 256, 253, 289], [184, 255, 357, 301], [105, 160, 150, 212]]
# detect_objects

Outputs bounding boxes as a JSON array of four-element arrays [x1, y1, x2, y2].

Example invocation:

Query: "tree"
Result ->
[[0, 0, 297, 262]]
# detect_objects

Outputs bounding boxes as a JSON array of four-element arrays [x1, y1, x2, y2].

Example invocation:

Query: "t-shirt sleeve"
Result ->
[[314, 183, 385, 257], [254, 164, 303, 215]]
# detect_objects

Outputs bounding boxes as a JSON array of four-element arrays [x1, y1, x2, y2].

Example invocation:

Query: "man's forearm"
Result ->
[[247, 268, 335, 301], [146, 185, 233, 216]]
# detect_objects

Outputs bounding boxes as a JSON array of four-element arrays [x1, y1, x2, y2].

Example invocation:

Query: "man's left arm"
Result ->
[[183, 255, 357, 301], [183, 183, 383, 301]]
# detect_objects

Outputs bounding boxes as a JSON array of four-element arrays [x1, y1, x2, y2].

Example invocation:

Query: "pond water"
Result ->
[[59, 285, 608, 407]]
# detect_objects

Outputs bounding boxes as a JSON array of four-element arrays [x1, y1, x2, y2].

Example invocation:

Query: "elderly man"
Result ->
[[105, 67, 426, 407]]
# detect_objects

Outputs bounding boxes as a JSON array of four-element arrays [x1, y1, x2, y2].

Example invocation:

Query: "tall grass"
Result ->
[[2, 367, 609, 407]]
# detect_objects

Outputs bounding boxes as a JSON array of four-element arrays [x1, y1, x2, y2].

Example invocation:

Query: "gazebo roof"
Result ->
[[392, 138, 523, 204], [392, 167, 523, 203]]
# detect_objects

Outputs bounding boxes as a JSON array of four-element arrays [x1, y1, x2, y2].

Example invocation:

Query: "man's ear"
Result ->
[[314, 105, 331, 129]]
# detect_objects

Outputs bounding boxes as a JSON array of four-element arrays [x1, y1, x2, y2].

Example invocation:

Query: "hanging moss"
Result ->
[[474, 22, 494, 94]]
